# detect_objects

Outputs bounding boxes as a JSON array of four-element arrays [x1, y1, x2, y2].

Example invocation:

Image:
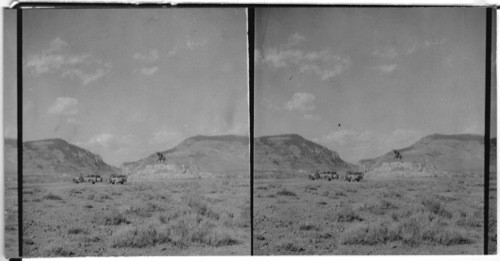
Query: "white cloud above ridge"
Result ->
[[186, 38, 208, 50], [379, 63, 398, 74], [133, 49, 161, 76], [86, 133, 138, 150], [372, 47, 398, 59], [304, 114, 321, 121], [285, 92, 316, 112], [149, 130, 183, 145], [133, 49, 160, 61], [140, 66, 159, 76], [26, 37, 111, 85], [284, 32, 305, 48], [47, 97, 79, 116]]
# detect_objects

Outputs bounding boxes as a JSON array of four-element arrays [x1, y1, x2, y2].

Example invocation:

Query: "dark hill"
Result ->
[[254, 134, 354, 177], [23, 138, 117, 182]]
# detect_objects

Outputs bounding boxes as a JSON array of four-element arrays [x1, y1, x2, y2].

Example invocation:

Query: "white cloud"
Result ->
[[255, 49, 263, 62], [226, 121, 249, 136], [304, 114, 321, 121], [133, 49, 160, 61], [463, 123, 483, 135], [386, 129, 422, 148], [424, 39, 445, 46], [168, 44, 180, 56], [262, 45, 350, 81], [62, 61, 112, 85], [285, 92, 316, 112], [127, 111, 144, 123], [323, 129, 374, 145], [86, 133, 138, 149], [26, 37, 111, 85], [186, 38, 208, 50], [372, 47, 398, 59], [67, 118, 81, 125], [284, 32, 305, 48], [261, 97, 281, 112], [406, 39, 446, 55], [88, 133, 114, 148], [48, 97, 79, 116], [379, 63, 398, 74], [149, 130, 184, 149], [4, 125, 17, 138], [140, 66, 159, 76], [133, 50, 161, 76]]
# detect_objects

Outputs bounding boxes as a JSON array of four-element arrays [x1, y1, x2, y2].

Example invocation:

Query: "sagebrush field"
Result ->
[[254, 176, 484, 255], [23, 177, 250, 256]]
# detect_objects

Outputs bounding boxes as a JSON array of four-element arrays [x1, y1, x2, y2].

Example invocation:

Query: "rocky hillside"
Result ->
[[23, 138, 117, 182], [121, 135, 249, 181], [358, 134, 484, 177], [254, 134, 353, 177]]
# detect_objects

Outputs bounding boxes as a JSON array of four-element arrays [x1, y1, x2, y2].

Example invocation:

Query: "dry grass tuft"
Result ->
[[335, 207, 363, 222], [276, 189, 297, 197], [68, 227, 88, 235], [43, 193, 63, 201]]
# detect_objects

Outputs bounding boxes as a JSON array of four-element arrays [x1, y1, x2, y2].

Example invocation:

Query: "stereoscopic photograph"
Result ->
[[20, 8, 250, 256], [254, 8, 488, 255]]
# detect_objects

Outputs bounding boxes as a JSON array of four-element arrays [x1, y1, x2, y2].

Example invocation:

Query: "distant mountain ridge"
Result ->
[[254, 134, 354, 177], [120, 135, 249, 181], [22, 138, 118, 182], [358, 133, 485, 177]]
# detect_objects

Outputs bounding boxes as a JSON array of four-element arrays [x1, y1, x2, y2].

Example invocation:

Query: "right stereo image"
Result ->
[[253, 7, 492, 255]]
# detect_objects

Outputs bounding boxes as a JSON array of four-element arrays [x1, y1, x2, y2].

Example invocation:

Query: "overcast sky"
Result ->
[[255, 8, 487, 163], [18, 8, 248, 166]]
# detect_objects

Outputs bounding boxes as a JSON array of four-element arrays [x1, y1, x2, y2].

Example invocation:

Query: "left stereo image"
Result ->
[[5, 8, 250, 257]]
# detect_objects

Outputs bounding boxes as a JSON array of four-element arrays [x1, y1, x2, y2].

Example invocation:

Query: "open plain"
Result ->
[[254, 176, 484, 255], [22, 177, 250, 257]]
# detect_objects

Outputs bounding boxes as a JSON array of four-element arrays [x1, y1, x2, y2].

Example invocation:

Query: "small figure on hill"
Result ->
[[393, 150, 404, 161], [156, 152, 166, 163], [314, 171, 321, 180]]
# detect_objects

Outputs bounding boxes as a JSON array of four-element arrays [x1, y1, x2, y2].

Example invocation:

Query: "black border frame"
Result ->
[[16, 8, 23, 258], [9, 3, 497, 258]]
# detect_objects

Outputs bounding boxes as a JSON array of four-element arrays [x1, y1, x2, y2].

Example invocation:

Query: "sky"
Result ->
[[255, 8, 487, 163], [17, 8, 248, 166], [3, 10, 16, 140]]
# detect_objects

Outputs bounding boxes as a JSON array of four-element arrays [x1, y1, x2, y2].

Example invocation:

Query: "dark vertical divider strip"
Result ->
[[248, 7, 255, 256], [16, 8, 23, 258], [485, 7, 492, 256]]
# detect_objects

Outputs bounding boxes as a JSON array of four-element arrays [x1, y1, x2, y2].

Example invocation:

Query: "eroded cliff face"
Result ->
[[358, 134, 485, 178], [121, 135, 250, 181]]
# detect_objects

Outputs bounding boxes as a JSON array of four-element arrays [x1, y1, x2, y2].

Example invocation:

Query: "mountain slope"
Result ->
[[120, 135, 249, 181], [254, 134, 353, 177], [358, 134, 484, 177], [23, 138, 117, 182]]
